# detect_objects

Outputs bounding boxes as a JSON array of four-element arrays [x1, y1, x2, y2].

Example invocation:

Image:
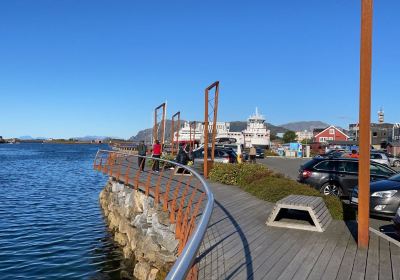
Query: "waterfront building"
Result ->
[[314, 125, 349, 143], [174, 108, 271, 148], [296, 130, 314, 142]]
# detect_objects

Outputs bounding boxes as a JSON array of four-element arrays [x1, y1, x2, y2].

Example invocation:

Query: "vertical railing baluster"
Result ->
[[180, 182, 200, 243], [180, 192, 205, 253], [124, 158, 132, 185], [163, 171, 175, 212], [175, 177, 192, 240], [154, 167, 165, 206], [170, 180, 183, 223]]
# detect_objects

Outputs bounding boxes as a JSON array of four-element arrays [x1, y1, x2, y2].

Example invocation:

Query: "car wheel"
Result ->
[[394, 161, 400, 167], [320, 182, 343, 197]]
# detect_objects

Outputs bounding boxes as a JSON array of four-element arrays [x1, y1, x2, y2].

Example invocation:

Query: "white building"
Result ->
[[296, 130, 314, 142], [174, 108, 271, 148]]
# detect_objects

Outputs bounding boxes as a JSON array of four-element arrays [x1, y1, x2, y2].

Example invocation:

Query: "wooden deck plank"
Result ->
[[307, 225, 347, 280], [321, 228, 352, 280], [365, 232, 379, 280], [262, 231, 314, 280], [335, 234, 358, 280], [390, 242, 400, 280], [380, 238, 394, 280], [350, 246, 368, 280], [291, 232, 329, 280], [276, 231, 320, 280], [240, 230, 305, 280]]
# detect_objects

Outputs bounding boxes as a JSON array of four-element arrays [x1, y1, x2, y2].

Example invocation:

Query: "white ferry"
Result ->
[[174, 108, 270, 148]]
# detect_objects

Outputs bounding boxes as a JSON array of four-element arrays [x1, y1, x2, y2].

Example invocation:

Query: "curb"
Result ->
[[369, 227, 400, 247]]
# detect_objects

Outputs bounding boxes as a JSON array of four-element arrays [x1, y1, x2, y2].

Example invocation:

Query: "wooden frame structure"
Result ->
[[153, 103, 167, 151], [203, 81, 219, 178], [171, 111, 181, 155]]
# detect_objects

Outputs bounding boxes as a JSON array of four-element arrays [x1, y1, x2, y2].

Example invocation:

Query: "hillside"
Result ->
[[129, 120, 186, 142], [279, 121, 329, 132]]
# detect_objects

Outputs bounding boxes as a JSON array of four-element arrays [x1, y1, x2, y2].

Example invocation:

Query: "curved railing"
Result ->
[[93, 149, 214, 280]]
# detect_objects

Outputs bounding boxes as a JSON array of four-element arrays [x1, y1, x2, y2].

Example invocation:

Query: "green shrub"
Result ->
[[209, 163, 345, 220], [209, 163, 272, 186]]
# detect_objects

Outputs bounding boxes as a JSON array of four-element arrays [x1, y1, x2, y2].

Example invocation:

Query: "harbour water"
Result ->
[[0, 143, 134, 279]]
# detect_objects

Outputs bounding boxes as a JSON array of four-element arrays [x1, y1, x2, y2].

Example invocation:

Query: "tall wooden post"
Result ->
[[358, 0, 373, 248]]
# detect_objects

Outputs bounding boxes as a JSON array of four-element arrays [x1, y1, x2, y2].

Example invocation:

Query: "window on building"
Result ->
[[329, 129, 334, 135], [372, 132, 378, 137]]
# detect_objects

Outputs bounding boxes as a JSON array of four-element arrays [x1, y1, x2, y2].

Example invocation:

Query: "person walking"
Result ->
[[249, 146, 257, 164], [152, 140, 162, 172], [137, 141, 147, 171]]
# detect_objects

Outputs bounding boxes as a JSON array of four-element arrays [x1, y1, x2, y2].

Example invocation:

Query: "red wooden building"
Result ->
[[313, 125, 349, 143]]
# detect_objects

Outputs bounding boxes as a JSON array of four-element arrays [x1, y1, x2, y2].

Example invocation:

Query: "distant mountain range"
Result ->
[[279, 121, 329, 132], [18, 135, 111, 141], [129, 120, 186, 142], [128, 120, 328, 141], [19, 136, 48, 140], [73, 136, 109, 141]]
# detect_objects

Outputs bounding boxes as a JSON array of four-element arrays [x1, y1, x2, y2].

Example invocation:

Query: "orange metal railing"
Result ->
[[93, 149, 214, 280]]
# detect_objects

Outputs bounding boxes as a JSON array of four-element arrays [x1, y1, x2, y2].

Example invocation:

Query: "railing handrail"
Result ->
[[95, 149, 214, 280]]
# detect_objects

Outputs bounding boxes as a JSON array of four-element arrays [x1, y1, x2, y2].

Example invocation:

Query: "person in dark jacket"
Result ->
[[176, 144, 189, 165], [137, 141, 147, 171]]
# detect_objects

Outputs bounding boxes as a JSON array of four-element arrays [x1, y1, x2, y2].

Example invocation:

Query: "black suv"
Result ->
[[298, 158, 397, 197]]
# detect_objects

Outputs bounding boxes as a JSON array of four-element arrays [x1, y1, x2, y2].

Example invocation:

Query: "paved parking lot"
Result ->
[[257, 157, 309, 180]]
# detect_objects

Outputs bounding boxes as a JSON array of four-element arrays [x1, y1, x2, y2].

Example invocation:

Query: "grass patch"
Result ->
[[209, 163, 345, 220]]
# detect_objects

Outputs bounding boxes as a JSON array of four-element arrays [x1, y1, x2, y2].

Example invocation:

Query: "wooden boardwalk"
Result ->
[[197, 182, 400, 280], [104, 155, 400, 280]]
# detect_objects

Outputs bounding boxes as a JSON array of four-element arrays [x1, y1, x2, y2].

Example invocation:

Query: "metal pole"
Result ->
[[153, 109, 158, 142], [211, 84, 219, 162], [358, 0, 373, 248], [171, 118, 175, 155], [204, 91, 209, 178], [177, 113, 180, 152]]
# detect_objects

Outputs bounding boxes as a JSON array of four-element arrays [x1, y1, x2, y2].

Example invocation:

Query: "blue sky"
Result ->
[[1, 0, 399, 139]]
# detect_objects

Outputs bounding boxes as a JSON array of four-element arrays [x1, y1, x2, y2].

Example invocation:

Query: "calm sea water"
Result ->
[[0, 143, 134, 279]]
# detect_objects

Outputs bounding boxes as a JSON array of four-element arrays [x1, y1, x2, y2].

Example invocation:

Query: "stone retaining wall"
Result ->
[[99, 178, 178, 280]]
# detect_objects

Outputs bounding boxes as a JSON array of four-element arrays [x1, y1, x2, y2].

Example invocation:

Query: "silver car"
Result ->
[[387, 153, 400, 167], [394, 207, 400, 233], [370, 152, 391, 167]]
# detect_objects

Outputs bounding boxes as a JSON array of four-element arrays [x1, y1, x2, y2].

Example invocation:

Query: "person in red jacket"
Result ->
[[349, 149, 359, 158], [152, 140, 162, 172]]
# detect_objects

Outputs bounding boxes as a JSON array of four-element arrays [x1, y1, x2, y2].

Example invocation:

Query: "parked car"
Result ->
[[370, 152, 391, 167], [192, 147, 238, 164], [298, 158, 397, 197], [216, 143, 247, 163], [315, 149, 347, 159], [350, 173, 400, 218], [374, 151, 400, 167], [394, 207, 400, 232], [255, 148, 265, 158]]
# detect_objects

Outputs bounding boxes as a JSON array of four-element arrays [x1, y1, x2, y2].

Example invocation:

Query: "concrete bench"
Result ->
[[266, 195, 332, 232]]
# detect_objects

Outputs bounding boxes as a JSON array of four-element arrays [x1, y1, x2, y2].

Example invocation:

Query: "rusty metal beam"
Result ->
[[171, 111, 181, 155], [204, 81, 220, 178], [153, 102, 166, 152], [358, 0, 373, 248]]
